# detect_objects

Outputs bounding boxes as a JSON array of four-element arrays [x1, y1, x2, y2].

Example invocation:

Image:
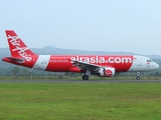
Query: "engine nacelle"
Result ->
[[98, 67, 115, 77]]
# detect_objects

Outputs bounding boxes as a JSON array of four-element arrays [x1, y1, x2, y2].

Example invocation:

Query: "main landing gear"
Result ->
[[82, 75, 89, 80], [136, 72, 140, 80], [82, 70, 90, 80]]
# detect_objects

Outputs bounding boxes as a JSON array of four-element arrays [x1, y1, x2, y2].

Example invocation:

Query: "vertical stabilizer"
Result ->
[[6, 30, 35, 62]]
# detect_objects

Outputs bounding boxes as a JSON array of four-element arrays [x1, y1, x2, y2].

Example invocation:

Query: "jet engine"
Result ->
[[98, 67, 115, 77]]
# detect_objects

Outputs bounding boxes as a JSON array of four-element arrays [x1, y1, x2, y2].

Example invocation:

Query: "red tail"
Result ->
[[6, 30, 35, 62]]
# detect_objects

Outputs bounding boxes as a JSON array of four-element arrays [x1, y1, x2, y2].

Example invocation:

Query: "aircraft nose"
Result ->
[[154, 62, 159, 69]]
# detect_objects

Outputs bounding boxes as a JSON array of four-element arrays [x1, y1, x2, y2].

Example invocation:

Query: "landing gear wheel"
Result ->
[[136, 76, 140, 80], [82, 75, 89, 80], [136, 72, 140, 80]]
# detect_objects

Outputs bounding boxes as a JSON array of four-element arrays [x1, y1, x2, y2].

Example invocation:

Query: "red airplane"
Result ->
[[2, 30, 159, 80]]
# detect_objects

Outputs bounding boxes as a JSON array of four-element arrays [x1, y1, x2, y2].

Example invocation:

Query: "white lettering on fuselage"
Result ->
[[71, 56, 132, 64], [8, 35, 32, 61]]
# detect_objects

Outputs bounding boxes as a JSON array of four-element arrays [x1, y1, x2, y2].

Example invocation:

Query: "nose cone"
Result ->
[[154, 62, 159, 70]]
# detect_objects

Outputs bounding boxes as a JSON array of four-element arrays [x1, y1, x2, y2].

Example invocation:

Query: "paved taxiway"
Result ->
[[0, 79, 161, 83]]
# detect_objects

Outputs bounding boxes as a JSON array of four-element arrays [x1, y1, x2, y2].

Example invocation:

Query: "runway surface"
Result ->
[[0, 79, 161, 83]]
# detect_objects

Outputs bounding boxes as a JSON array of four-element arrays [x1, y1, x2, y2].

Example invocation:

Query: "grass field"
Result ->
[[0, 82, 161, 120]]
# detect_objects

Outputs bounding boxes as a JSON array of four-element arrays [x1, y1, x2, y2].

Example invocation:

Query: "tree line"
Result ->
[[0, 66, 161, 79]]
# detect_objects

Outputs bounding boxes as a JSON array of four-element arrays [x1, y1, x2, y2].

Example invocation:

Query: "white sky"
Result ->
[[0, 0, 161, 55]]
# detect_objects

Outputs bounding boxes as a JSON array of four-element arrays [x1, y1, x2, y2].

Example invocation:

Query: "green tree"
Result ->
[[22, 69, 29, 76], [11, 66, 20, 78]]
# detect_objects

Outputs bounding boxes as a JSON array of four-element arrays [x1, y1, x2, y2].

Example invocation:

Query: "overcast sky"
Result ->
[[0, 0, 161, 55]]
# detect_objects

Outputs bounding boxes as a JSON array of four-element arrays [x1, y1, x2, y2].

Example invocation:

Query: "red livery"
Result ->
[[2, 30, 159, 80]]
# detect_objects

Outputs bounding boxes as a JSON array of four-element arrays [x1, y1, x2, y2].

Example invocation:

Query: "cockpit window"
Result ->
[[147, 60, 152, 62]]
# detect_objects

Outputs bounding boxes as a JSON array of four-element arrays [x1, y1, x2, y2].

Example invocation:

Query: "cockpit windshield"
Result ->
[[147, 60, 152, 62]]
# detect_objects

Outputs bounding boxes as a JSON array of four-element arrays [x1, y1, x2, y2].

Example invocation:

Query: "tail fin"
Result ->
[[6, 30, 35, 62]]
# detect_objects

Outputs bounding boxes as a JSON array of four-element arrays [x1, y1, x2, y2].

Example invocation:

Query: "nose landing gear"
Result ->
[[136, 72, 140, 80], [136, 76, 140, 80]]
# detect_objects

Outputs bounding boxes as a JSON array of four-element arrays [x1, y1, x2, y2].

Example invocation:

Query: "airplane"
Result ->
[[2, 30, 159, 80]]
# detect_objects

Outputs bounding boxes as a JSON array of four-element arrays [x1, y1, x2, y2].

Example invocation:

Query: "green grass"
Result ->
[[0, 83, 161, 120]]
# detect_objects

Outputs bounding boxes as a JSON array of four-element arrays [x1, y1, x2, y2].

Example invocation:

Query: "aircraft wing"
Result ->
[[72, 60, 101, 70], [71, 60, 119, 77]]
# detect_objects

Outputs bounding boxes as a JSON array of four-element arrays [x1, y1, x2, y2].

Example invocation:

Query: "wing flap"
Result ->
[[72, 60, 101, 70]]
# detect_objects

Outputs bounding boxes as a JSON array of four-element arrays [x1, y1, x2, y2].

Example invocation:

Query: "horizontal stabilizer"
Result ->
[[3, 57, 25, 63]]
